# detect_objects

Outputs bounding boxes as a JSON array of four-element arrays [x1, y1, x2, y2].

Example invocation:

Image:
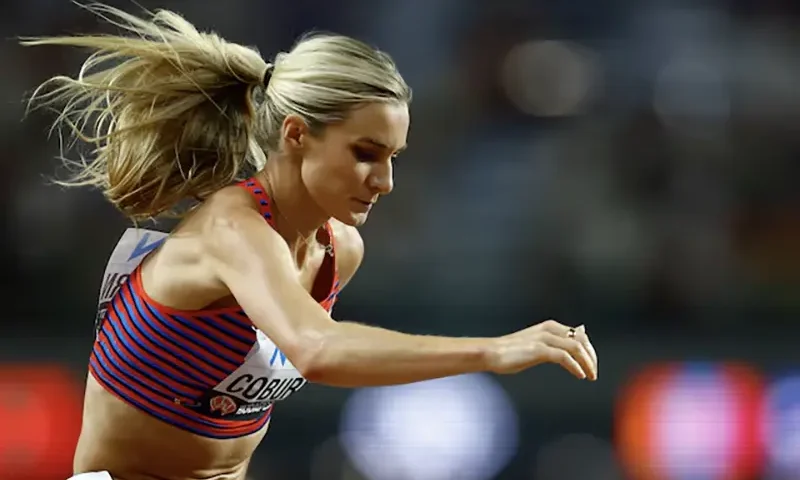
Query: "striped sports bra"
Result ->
[[89, 177, 340, 438]]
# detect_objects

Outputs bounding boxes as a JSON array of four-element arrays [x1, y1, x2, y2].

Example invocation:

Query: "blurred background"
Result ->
[[1, 0, 799, 479]]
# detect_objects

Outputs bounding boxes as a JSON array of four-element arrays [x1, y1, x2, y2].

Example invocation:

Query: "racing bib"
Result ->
[[95, 228, 167, 335]]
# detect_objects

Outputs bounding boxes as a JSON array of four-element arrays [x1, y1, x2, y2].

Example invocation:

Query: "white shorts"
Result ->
[[69, 473, 112, 480]]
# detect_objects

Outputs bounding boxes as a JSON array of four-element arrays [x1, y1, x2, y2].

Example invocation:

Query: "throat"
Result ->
[[255, 169, 329, 244]]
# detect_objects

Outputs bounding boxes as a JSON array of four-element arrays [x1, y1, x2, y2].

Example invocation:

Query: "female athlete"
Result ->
[[23, 4, 598, 480]]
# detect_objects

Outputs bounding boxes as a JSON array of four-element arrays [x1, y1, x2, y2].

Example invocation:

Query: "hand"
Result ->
[[487, 320, 598, 380]]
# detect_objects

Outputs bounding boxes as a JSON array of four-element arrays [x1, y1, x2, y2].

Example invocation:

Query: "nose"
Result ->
[[368, 162, 394, 195]]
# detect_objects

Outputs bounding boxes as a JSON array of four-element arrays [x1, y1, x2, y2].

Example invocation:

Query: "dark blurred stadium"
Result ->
[[0, 1, 798, 479]]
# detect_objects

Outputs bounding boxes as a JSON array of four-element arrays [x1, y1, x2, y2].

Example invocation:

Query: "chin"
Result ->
[[334, 211, 369, 227]]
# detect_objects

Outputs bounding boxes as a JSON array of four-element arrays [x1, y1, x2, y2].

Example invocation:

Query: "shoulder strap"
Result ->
[[237, 176, 339, 291], [238, 177, 276, 227]]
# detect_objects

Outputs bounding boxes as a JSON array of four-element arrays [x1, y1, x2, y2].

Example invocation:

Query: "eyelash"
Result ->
[[353, 147, 398, 163], [353, 148, 377, 162]]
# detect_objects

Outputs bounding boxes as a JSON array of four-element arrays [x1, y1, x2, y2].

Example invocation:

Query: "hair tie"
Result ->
[[262, 64, 274, 86]]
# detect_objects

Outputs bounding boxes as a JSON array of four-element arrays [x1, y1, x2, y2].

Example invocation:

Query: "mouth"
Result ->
[[352, 198, 375, 212]]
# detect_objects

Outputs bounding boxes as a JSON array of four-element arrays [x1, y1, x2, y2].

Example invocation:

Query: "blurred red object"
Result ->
[[0, 365, 83, 480], [615, 362, 765, 480]]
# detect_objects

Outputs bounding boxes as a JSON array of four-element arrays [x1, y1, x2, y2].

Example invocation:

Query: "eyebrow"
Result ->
[[357, 137, 407, 153]]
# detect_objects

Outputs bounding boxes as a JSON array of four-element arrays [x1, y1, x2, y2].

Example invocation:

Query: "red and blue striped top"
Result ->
[[89, 177, 340, 438]]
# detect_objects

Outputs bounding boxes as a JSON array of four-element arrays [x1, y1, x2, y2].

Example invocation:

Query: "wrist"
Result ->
[[472, 337, 496, 374]]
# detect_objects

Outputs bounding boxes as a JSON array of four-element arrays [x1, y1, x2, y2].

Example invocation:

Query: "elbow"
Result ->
[[297, 359, 329, 384], [287, 330, 336, 383]]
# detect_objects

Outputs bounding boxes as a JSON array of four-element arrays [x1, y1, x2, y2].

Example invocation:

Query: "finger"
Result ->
[[544, 322, 598, 380], [541, 320, 581, 341], [539, 319, 569, 336], [543, 332, 596, 380], [536, 321, 597, 380], [576, 326, 598, 377], [543, 346, 586, 380]]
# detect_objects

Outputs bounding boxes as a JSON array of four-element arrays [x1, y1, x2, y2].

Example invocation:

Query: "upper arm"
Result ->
[[330, 221, 365, 291], [201, 197, 334, 368]]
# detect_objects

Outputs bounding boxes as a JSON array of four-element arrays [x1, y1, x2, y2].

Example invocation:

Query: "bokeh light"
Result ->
[[764, 373, 800, 478], [616, 362, 765, 480], [500, 39, 599, 117], [0, 365, 83, 480], [338, 374, 518, 480]]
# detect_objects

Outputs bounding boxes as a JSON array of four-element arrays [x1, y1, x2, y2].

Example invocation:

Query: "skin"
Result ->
[[73, 102, 598, 480]]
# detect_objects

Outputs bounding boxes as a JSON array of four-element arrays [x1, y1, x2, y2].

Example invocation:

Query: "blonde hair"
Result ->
[[22, 3, 411, 220]]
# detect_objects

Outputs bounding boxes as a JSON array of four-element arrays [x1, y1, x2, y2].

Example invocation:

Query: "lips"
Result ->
[[352, 198, 374, 212]]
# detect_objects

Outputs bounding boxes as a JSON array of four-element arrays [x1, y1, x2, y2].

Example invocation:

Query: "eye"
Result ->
[[352, 146, 379, 162]]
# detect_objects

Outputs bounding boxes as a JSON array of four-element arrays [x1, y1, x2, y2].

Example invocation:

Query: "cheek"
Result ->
[[302, 151, 357, 198]]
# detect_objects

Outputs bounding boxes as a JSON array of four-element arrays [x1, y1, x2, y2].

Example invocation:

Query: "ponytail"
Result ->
[[22, 3, 269, 220]]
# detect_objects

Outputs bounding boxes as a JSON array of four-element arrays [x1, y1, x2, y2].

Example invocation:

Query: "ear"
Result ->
[[280, 114, 310, 153]]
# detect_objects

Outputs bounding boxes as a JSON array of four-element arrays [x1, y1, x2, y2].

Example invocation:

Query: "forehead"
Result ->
[[335, 102, 409, 149]]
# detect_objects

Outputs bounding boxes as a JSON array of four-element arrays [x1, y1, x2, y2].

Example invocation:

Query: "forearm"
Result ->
[[301, 321, 491, 387]]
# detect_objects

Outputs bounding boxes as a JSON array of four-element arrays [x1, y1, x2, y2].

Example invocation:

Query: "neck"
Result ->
[[256, 157, 329, 251]]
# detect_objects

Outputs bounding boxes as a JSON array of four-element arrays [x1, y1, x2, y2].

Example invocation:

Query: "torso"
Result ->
[[74, 178, 360, 480]]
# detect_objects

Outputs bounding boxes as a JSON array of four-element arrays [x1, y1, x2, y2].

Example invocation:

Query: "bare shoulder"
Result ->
[[150, 185, 258, 263], [194, 185, 287, 265], [197, 184, 272, 235], [202, 184, 260, 216], [329, 219, 365, 288], [139, 185, 270, 310]]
